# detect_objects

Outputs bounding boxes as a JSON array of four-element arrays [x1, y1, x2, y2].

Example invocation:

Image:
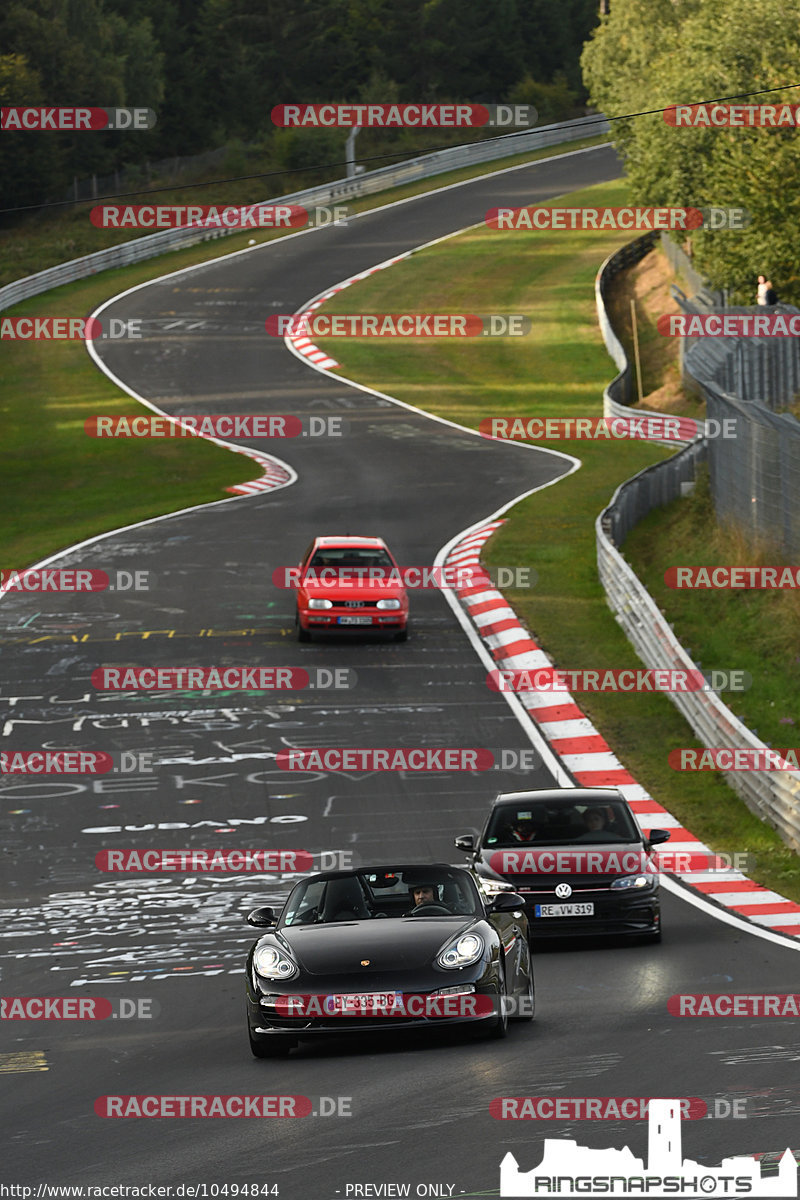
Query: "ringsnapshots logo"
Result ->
[[1, 106, 156, 131], [499, 1098, 797, 1197], [271, 102, 537, 128], [84, 415, 346, 439], [90, 204, 347, 230], [266, 314, 530, 337], [91, 666, 356, 691], [0, 568, 150, 594], [488, 668, 751, 694]]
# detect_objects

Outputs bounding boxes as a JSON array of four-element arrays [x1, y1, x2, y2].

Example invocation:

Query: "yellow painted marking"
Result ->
[[0, 1051, 49, 1073]]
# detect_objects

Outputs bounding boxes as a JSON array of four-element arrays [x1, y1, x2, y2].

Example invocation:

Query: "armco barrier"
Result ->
[[0, 115, 609, 315], [594, 242, 800, 852], [595, 233, 704, 447]]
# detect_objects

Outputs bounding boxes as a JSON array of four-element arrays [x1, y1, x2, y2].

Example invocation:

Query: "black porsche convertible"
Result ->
[[245, 863, 533, 1057]]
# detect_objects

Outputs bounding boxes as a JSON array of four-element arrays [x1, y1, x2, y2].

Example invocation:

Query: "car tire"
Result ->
[[296, 613, 311, 643], [640, 929, 662, 944], [394, 624, 409, 642], [487, 962, 509, 1039], [511, 968, 535, 1022], [249, 1029, 294, 1058]]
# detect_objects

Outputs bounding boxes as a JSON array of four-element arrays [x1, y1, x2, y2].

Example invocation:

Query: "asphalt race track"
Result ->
[[2, 143, 799, 1195]]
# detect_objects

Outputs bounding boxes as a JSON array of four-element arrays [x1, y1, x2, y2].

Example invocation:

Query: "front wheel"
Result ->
[[487, 963, 509, 1039], [511, 969, 535, 1022], [295, 612, 311, 642]]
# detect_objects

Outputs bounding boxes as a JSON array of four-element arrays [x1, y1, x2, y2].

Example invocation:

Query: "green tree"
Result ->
[[581, 0, 800, 302]]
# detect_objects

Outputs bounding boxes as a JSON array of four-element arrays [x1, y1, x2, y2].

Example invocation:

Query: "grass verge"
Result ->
[[309, 175, 800, 902], [1, 136, 608, 570]]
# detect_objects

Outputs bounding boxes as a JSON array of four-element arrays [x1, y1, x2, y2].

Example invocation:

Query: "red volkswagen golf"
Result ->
[[294, 536, 410, 641]]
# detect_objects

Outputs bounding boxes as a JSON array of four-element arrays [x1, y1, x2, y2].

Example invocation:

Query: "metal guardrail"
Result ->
[[0, 114, 609, 314], [594, 241, 800, 852], [595, 233, 704, 447]]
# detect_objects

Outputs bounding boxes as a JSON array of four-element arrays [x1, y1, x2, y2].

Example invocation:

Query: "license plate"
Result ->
[[325, 992, 402, 1013], [337, 615, 372, 625], [535, 902, 595, 917]]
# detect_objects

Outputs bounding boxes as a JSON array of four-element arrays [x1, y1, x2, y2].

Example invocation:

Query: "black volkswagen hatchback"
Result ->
[[245, 863, 533, 1057], [455, 788, 670, 943]]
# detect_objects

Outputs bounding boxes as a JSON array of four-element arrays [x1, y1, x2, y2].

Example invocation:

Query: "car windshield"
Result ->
[[485, 798, 640, 847], [307, 547, 395, 572], [280, 868, 481, 926]]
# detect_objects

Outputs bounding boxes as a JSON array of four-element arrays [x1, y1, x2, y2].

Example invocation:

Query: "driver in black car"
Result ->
[[405, 881, 451, 915]]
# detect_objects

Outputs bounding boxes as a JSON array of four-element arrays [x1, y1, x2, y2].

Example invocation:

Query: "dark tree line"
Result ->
[[1, 0, 598, 214]]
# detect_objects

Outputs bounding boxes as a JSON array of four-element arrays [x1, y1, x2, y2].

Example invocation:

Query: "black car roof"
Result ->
[[290, 862, 470, 883], [491, 788, 625, 807]]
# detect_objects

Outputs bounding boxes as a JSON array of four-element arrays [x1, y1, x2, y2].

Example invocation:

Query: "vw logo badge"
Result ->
[[555, 883, 572, 899]]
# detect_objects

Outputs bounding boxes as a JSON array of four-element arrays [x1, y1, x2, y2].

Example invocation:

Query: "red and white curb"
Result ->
[[285, 254, 409, 370], [445, 521, 800, 940], [224, 447, 294, 495]]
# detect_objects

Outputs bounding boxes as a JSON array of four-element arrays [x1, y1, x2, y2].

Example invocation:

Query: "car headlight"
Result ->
[[610, 874, 654, 891], [253, 943, 299, 979], [477, 876, 515, 898], [308, 598, 332, 610], [437, 932, 484, 969], [376, 598, 401, 610]]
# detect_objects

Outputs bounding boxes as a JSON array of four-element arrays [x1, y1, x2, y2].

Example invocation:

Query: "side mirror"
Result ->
[[488, 892, 525, 913], [454, 834, 475, 852], [647, 829, 671, 846], [247, 905, 277, 928]]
